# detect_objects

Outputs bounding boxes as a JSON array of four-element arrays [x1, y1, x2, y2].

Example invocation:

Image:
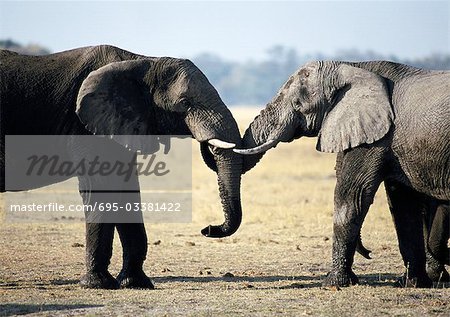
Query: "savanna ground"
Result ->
[[0, 107, 448, 316]]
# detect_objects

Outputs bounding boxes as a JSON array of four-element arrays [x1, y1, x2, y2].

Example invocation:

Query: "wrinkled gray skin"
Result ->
[[0, 45, 243, 289], [239, 61, 450, 287]]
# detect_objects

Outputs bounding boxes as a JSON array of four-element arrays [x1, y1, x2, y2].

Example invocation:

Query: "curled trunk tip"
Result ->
[[201, 218, 242, 238]]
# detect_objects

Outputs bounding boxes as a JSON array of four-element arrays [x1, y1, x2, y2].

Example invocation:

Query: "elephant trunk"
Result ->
[[201, 144, 243, 238], [186, 104, 243, 238], [239, 102, 298, 173], [240, 121, 269, 173]]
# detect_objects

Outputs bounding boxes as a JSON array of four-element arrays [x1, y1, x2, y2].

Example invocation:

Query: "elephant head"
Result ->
[[236, 61, 394, 168], [75, 57, 243, 238]]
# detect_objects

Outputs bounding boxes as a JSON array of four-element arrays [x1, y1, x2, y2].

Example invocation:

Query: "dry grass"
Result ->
[[0, 107, 448, 316]]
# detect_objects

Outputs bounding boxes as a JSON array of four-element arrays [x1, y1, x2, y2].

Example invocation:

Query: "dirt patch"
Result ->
[[0, 107, 448, 316]]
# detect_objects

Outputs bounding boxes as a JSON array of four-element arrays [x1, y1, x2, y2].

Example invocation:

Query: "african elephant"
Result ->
[[0, 45, 243, 289], [236, 61, 450, 287]]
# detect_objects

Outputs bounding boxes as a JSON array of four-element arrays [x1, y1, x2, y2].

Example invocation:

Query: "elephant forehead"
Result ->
[[170, 73, 190, 93], [300, 61, 320, 72], [164, 70, 199, 99], [277, 78, 302, 103], [283, 75, 298, 90]]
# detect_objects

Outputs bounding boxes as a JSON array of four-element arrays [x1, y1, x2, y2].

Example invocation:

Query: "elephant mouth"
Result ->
[[291, 124, 306, 140]]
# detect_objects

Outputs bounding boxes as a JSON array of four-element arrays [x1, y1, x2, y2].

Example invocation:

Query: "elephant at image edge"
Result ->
[[236, 60, 450, 287], [0, 45, 243, 289]]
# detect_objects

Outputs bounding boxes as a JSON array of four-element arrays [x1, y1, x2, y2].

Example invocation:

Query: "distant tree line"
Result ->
[[0, 39, 50, 55], [192, 46, 450, 106], [2, 40, 449, 106]]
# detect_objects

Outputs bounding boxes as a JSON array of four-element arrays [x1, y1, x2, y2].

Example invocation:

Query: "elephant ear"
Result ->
[[317, 64, 394, 153], [76, 59, 161, 153]]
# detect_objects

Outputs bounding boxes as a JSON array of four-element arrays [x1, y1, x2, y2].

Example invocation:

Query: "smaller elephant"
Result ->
[[236, 60, 450, 287]]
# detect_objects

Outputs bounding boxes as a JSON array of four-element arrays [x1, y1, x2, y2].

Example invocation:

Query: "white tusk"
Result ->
[[208, 139, 236, 149], [233, 139, 278, 155]]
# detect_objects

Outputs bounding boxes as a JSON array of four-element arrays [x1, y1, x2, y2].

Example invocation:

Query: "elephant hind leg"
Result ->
[[428, 203, 450, 265], [385, 181, 432, 287], [426, 202, 449, 284]]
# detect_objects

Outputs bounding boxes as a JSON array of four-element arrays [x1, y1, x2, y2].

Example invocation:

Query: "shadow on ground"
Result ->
[[153, 273, 403, 289], [0, 304, 102, 316], [2, 273, 446, 294], [0, 279, 79, 290]]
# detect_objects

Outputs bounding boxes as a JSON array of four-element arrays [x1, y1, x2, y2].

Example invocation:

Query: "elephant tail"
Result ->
[[356, 233, 372, 259]]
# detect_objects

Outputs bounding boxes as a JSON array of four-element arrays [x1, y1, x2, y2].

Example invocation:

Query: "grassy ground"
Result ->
[[0, 107, 448, 316]]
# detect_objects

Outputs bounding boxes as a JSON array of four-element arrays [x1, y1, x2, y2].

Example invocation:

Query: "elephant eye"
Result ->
[[174, 99, 190, 112], [300, 75, 311, 87], [299, 86, 310, 100]]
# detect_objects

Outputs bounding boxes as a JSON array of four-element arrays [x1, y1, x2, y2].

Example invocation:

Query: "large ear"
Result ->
[[317, 64, 394, 153], [76, 60, 162, 153]]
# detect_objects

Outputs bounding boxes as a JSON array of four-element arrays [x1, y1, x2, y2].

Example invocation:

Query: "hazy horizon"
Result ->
[[1, 1, 448, 62]]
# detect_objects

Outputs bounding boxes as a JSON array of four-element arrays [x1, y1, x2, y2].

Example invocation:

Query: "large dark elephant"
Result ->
[[236, 61, 450, 287], [0, 45, 243, 289]]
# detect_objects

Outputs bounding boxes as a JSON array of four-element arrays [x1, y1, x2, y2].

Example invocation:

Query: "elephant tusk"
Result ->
[[233, 139, 278, 155], [208, 138, 236, 149]]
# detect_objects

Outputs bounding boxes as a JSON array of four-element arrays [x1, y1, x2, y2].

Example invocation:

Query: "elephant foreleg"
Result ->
[[77, 175, 119, 289], [324, 204, 367, 287], [323, 146, 386, 287], [113, 172, 154, 289], [116, 223, 154, 289], [80, 222, 119, 289], [385, 180, 432, 287]]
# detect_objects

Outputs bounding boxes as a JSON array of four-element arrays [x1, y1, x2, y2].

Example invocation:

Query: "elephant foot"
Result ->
[[80, 271, 119, 289], [427, 266, 449, 287], [322, 269, 358, 287], [117, 269, 155, 289], [394, 272, 432, 288], [427, 262, 450, 283], [432, 270, 450, 288]]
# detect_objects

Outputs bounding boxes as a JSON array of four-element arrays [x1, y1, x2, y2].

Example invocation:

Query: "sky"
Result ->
[[0, 1, 449, 61]]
